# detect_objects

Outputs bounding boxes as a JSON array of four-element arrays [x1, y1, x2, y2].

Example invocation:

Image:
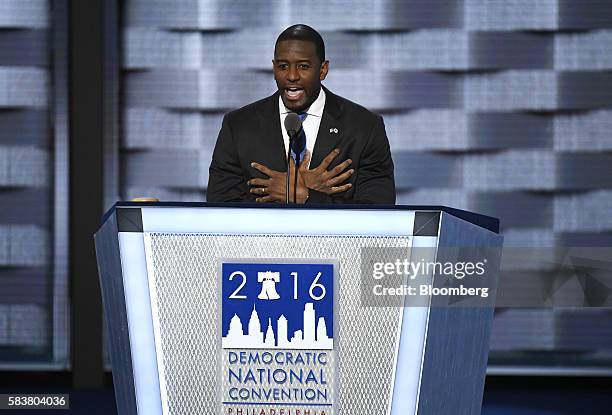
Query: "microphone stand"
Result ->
[[293, 154, 300, 204], [286, 133, 295, 204]]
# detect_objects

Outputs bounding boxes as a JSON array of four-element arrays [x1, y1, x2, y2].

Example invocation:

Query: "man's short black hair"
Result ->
[[274, 24, 325, 63]]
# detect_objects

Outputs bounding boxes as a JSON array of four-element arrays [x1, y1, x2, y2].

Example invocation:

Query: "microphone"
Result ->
[[284, 112, 303, 138], [285, 112, 306, 161], [283, 113, 304, 203]]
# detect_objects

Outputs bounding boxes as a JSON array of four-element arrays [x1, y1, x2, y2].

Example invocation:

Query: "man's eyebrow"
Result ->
[[274, 59, 313, 63]]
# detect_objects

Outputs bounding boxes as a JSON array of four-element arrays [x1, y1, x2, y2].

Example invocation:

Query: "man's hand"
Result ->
[[249, 160, 308, 203], [299, 149, 354, 195]]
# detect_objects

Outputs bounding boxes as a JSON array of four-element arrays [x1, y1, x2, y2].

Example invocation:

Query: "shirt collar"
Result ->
[[278, 87, 326, 118]]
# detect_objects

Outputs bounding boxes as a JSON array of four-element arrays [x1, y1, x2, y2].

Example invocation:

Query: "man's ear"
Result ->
[[320, 60, 329, 81]]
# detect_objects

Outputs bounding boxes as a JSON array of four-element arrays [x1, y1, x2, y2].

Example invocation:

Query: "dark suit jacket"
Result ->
[[207, 87, 395, 204]]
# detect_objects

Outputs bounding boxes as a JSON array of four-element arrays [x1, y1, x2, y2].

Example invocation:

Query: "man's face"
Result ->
[[273, 40, 329, 112]]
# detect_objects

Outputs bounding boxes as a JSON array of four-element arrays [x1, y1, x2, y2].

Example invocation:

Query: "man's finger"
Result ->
[[255, 195, 274, 203], [248, 178, 269, 187], [329, 183, 352, 194], [327, 169, 354, 186], [287, 158, 299, 180], [319, 148, 340, 170], [289, 157, 299, 172], [251, 162, 275, 177], [249, 187, 268, 195], [299, 150, 311, 172], [329, 158, 352, 176]]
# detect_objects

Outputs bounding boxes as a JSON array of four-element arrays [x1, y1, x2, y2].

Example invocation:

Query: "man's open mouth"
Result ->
[[285, 87, 304, 100]]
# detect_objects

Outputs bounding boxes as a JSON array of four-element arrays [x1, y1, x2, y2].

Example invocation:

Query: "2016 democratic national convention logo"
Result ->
[[221, 262, 335, 415]]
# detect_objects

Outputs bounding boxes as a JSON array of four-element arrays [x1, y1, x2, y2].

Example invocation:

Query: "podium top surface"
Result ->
[[103, 202, 499, 234]]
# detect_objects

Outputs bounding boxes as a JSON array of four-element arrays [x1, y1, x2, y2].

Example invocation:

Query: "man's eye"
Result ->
[[277, 64, 288, 69], [298, 64, 310, 70]]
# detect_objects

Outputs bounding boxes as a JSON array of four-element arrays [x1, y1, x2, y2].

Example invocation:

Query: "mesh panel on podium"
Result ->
[[146, 233, 410, 414]]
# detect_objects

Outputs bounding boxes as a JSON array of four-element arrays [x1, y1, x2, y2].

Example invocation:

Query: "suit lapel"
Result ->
[[258, 92, 288, 171], [311, 87, 344, 169]]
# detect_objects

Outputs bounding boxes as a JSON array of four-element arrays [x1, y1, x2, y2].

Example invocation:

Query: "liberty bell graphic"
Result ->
[[257, 271, 281, 300]]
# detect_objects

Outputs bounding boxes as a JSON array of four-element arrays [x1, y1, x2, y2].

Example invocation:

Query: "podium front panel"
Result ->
[[96, 205, 501, 415]]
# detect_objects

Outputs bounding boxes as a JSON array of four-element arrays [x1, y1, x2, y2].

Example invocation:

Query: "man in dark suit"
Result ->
[[207, 24, 395, 204]]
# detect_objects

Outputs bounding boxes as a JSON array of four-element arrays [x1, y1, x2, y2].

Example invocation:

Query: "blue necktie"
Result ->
[[290, 112, 308, 164]]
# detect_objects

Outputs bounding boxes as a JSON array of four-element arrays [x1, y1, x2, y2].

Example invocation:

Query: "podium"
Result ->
[[95, 203, 503, 415]]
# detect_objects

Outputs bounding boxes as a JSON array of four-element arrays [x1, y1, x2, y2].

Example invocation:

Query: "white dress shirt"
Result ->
[[278, 87, 326, 169]]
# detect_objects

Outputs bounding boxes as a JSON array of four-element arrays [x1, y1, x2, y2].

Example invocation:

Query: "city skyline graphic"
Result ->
[[222, 302, 333, 350]]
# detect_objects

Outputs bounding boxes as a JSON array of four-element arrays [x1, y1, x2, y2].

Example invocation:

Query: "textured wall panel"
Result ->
[[0, 189, 49, 226], [124, 108, 222, 150], [555, 30, 612, 70], [0, 305, 7, 344], [465, 0, 558, 30], [554, 191, 612, 232], [463, 151, 556, 190], [558, 232, 612, 247], [6, 304, 47, 347], [327, 70, 462, 110], [198, 30, 279, 70], [554, 111, 612, 150], [502, 228, 556, 248], [471, 32, 553, 70], [396, 188, 469, 209], [125, 69, 274, 109], [490, 310, 555, 350], [559, 0, 612, 29], [120, 0, 612, 365], [0, 109, 49, 145], [130, 29, 471, 71], [124, 186, 206, 202], [375, 111, 554, 152], [125, 0, 203, 29], [393, 151, 462, 189], [129, 30, 366, 70], [470, 113, 553, 149], [0, 0, 48, 29], [0, 225, 48, 267], [464, 71, 557, 110], [385, 110, 468, 151], [0, 30, 48, 66], [366, 31, 469, 70], [126, 0, 462, 30], [559, 72, 612, 109], [0, 146, 48, 186], [295, 0, 462, 29], [471, 191, 552, 230], [0, 68, 48, 107], [558, 153, 612, 189], [492, 309, 612, 352], [0, 268, 50, 304], [555, 310, 612, 350], [122, 149, 209, 188], [0, 0, 57, 365], [124, 29, 202, 69]]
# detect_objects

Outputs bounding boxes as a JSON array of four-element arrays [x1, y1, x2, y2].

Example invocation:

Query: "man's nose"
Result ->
[[287, 65, 299, 81]]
